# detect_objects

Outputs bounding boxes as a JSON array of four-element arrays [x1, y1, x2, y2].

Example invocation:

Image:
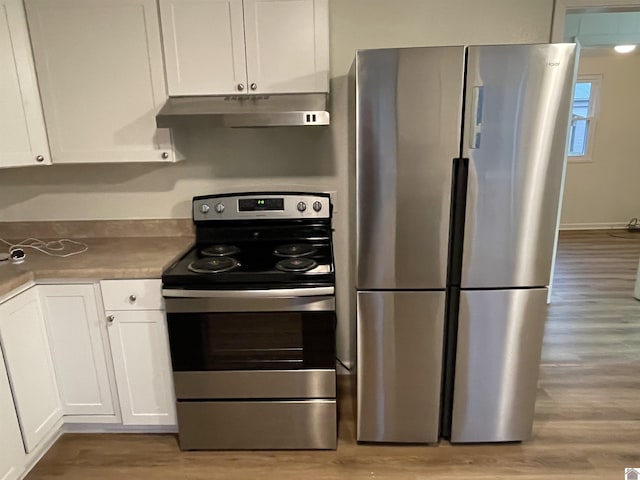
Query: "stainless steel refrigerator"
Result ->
[[352, 44, 577, 443]]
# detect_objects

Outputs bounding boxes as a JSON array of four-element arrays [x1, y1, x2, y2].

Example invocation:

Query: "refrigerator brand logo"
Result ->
[[546, 61, 561, 67]]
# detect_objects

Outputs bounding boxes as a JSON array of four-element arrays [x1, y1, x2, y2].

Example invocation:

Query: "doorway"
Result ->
[[549, 1, 640, 301]]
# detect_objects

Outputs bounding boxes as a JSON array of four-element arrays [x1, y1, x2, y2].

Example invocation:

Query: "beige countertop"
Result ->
[[0, 236, 194, 298]]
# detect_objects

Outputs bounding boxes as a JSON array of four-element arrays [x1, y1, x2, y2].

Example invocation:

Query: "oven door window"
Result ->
[[167, 312, 336, 371]]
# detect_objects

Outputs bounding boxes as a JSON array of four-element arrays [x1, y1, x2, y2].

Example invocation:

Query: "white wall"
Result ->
[[0, 0, 555, 366], [560, 52, 640, 229]]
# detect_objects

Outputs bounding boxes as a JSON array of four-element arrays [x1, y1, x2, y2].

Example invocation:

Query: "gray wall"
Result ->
[[0, 0, 555, 366]]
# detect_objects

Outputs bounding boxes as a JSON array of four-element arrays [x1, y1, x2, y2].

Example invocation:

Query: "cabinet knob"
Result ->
[[162, 152, 169, 159], [250, 83, 257, 91], [237, 83, 245, 91], [129, 294, 137, 302], [36, 155, 45, 162], [107, 315, 115, 324]]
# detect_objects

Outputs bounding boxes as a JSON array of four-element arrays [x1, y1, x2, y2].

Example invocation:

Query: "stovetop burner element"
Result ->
[[275, 257, 318, 272], [274, 244, 317, 258], [188, 257, 241, 273], [201, 244, 240, 257]]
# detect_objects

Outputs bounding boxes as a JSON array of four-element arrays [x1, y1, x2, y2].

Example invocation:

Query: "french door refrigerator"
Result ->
[[353, 44, 577, 443]]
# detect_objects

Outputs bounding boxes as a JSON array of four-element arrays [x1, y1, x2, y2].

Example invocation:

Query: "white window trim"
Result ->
[[568, 74, 602, 163]]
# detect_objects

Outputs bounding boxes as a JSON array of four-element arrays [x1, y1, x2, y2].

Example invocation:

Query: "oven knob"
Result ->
[[297, 201, 307, 212], [199, 204, 210, 214], [313, 201, 322, 212], [215, 203, 225, 214]]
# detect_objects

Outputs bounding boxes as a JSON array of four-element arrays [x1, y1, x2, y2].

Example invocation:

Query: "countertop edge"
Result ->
[[0, 237, 193, 300]]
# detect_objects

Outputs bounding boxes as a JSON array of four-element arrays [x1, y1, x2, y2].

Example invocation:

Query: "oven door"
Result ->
[[163, 288, 336, 399]]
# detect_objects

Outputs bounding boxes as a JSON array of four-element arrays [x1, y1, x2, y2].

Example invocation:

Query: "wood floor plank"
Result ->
[[25, 230, 640, 479]]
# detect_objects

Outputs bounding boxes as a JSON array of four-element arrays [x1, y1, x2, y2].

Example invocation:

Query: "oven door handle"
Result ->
[[162, 287, 334, 298], [164, 294, 335, 313]]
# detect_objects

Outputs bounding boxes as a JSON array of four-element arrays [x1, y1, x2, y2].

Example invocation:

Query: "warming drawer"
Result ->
[[176, 400, 337, 450]]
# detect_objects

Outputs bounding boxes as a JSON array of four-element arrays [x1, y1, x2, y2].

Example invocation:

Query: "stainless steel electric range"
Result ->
[[162, 192, 337, 450]]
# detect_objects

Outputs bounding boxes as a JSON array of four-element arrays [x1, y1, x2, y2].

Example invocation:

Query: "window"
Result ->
[[568, 75, 601, 161]]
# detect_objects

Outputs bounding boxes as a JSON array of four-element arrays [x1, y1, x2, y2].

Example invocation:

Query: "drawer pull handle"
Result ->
[[107, 315, 114, 324], [129, 294, 137, 302]]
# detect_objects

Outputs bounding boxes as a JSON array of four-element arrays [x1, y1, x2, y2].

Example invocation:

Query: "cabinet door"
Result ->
[[160, 0, 247, 95], [243, 0, 329, 93], [107, 310, 176, 426], [0, 288, 62, 453], [25, 0, 175, 163], [0, 0, 50, 168], [40, 285, 115, 416], [0, 346, 26, 480]]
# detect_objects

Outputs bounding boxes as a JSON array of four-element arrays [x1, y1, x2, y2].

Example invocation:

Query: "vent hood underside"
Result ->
[[156, 93, 330, 128]]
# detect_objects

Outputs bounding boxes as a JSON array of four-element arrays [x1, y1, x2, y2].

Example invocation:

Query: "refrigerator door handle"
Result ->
[[446, 157, 469, 288], [469, 86, 484, 150]]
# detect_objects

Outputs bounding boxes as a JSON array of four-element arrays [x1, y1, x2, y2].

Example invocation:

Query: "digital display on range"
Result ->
[[238, 198, 284, 211]]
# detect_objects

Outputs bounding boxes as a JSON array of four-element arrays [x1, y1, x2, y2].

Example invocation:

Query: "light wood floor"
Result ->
[[27, 231, 640, 480]]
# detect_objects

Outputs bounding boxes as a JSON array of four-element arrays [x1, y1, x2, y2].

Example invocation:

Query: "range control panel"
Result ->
[[193, 193, 331, 221]]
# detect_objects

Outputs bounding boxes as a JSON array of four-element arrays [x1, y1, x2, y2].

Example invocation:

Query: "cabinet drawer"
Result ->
[[100, 280, 163, 311]]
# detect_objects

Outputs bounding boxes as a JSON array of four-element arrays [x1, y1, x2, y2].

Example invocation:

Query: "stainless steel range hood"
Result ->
[[156, 93, 330, 128]]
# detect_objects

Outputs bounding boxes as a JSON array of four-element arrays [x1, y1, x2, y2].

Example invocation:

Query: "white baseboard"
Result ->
[[63, 423, 178, 434], [63, 414, 121, 424], [559, 222, 629, 230]]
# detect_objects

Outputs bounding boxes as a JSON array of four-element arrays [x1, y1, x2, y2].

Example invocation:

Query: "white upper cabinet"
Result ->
[[0, 0, 50, 168], [25, 0, 178, 163], [159, 0, 329, 96], [160, 0, 247, 95], [243, 0, 329, 94], [0, 287, 63, 453]]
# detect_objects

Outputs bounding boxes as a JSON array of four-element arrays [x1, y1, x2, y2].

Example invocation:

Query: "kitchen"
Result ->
[[0, 0, 566, 371], [1, 0, 639, 479]]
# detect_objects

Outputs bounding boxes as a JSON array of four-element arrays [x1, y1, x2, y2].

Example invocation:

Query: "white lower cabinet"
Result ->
[[102, 279, 176, 426], [106, 310, 176, 426], [0, 287, 63, 453], [0, 279, 175, 479], [0, 346, 26, 480], [39, 284, 116, 417]]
